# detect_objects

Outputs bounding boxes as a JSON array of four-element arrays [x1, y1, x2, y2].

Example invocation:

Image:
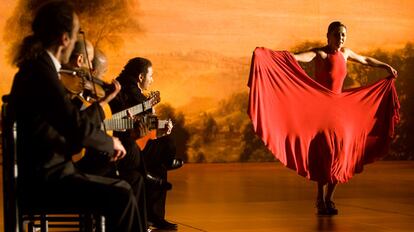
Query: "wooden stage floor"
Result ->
[[1, 161, 414, 231], [164, 162, 414, 232]]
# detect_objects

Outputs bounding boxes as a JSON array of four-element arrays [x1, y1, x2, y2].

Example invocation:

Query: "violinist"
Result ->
[[62, 39, 94, 108], [67, 39, 94, 69], [92, 48, 108, 79], [8, 1, 143, 231], [72, 48, 150, 232], [60, 39, 115, 105]]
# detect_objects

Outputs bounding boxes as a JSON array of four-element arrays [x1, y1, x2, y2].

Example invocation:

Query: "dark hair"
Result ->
[[13, 0, 75, 66], [69, 39, 95, 66], [117, 57, 152, 85], [327, 21, 346, 35], [32, 0, 75, 47]]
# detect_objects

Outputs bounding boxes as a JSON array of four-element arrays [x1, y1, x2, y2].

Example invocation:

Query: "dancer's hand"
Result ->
[[386, 65, 398, 78]]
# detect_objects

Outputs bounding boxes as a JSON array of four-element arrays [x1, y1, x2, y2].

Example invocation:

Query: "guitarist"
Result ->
[[110, 57, 182, 231], [64, 45, 150, 232]]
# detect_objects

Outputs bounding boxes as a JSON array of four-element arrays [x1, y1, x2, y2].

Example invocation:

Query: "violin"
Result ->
[[59, 68, 115, 100]]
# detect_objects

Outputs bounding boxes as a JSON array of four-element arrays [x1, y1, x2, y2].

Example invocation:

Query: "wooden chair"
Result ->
[[2, 95, 105, 232]]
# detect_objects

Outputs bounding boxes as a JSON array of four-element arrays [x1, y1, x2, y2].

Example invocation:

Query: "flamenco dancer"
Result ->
[[248, 21, 399, 215]]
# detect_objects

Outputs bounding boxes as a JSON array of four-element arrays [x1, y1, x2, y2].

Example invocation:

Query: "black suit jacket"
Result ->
[[109, 76, 148, 114], [9, 52, 114, 187]]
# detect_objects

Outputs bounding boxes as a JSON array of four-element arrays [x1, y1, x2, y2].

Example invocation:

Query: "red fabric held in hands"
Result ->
[[248, 47, 399, 183]]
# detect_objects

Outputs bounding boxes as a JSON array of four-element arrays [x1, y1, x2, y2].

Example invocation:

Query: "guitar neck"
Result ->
[[102, 116, 167, 132], [111, 101, 153, 119], [156, 119, 169, 130], [102, 118, 134, 131], [146, 117, 169, 130]]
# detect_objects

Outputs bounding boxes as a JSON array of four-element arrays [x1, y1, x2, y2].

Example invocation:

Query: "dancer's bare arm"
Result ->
[[293, 50, 317, 63], [346, 48, 397, 77]]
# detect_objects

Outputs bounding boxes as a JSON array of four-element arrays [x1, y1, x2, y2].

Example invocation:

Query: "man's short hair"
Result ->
[[32, 0, 76, 47]]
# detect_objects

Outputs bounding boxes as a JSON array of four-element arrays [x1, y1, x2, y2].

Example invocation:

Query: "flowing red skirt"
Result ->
[[248, 47, 400, 183]]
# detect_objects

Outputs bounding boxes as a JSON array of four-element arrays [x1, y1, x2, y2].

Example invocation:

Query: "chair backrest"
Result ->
[[2, 94, 20, 232]]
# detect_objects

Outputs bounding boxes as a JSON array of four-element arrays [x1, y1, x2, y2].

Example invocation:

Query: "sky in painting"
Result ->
[[1, 0, 413, 107], [126, 0, 414, 56]]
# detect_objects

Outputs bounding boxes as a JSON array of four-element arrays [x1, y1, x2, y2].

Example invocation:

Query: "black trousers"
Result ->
[[144, 136, 176, 171], [117, 137, 148, 229], [143, 136, 176, 222], [21, 173, 143, 232], [75, 137, 148, 230]]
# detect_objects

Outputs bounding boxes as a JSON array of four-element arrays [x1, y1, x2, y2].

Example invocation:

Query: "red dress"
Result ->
[[248, 47, 400, 183]]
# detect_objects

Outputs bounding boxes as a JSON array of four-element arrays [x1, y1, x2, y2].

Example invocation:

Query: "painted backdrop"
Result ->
[[1, 0, 413, 162]]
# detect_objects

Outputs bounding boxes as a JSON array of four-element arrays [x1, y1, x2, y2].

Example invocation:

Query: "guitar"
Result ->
[[135, 114, 171, 150], [72, 91, 161, 162], [110, 91, 160, 119], [101, 91, 161, 131]]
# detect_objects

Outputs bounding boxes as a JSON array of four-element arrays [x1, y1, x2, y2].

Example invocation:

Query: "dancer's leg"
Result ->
[[325, 182, 338, 215], [316, 182, 327, 215], [325, 182, 336, 201], [317, 182, 325, 200]]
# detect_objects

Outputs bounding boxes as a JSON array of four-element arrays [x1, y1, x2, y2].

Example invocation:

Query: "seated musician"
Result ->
[[92, 48, 108, 79], [64, 45, 150, 231], [67, 38, 94, 69], [110, 57, 183, 230], [61, 39, 98, 108], [8, 1, 144, 231]]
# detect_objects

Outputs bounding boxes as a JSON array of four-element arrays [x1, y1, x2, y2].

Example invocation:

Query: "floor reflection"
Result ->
[[316, 215, 337, 231]]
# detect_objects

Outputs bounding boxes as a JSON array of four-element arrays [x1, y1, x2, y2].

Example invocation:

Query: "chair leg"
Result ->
[[85, 214, 94, 232], [27, 220, 34, 232], [78, 214, 106, 232], [79, 214, 85, 232], [40, 214, 48, 232], [21, 213, 105, 232], [96, 216, 105, 232]]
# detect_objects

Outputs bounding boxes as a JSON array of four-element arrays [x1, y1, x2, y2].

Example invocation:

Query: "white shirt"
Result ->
[[46, 50, 62, 73]]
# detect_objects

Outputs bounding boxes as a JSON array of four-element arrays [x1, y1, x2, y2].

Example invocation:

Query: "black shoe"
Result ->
[[146, 173, 172, 190], [325, 200, 338, 215], [167, 158, 184, 170], [316, 199, 328, 215], [151, 219, 177, 230]]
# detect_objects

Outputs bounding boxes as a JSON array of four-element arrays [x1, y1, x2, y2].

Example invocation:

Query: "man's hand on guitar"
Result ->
[[156, 119, 173, 138], [99, 80, 121, 107], [166, 119, 173, 135], [111, 137, 126, 161], [130, 115, 150, 139]]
